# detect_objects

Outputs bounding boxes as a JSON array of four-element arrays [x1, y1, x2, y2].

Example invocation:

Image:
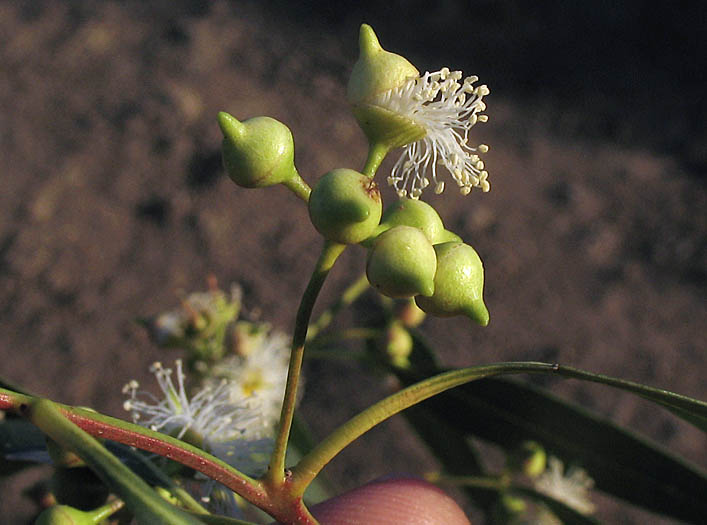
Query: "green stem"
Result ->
[[362, 142, 389, 178], [24, 398, 204, 525], [266, 240, 346, 487], [86, 499, 126, 523], [118, 445, 209, 514], [283, 171, 312, 202], [0, 388, 265, 508], [308, 327, 380, 349], [307, 273, 370, 340], [290, 363, 556, 494], [428, 473, 509, 491]]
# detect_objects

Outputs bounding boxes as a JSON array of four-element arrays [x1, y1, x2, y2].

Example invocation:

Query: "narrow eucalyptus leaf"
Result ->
[[402, 375, 707, 523]]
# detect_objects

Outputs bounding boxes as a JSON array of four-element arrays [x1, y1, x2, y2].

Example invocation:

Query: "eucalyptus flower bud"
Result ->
[[348, 24, 425, 150], [379, 198, 445, 244], [309, 168, 382, 244], [218, 112, 299, 189], [366, 226, 436, 298], [509, 441, 547, 478], [415, 241, 489, 326], [384, 321, 413, 368], [396, 298, 426, 328]]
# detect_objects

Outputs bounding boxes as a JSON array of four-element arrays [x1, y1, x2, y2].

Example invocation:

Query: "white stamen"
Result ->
[[375, 68, 490, 199]]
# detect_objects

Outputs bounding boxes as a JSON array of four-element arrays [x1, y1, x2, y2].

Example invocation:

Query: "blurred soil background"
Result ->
[[1, 1, 705, 522]]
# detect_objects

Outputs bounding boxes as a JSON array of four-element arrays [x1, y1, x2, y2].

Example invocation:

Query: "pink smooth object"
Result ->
[[310, 477, 471, 525]]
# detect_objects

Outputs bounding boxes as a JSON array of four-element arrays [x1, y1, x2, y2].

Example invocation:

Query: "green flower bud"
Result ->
[[396, 298, 426, 328], [436, 229, 462, 244], [384, 321, 413, 368], [218, 112, 298, 189], [509, 441, 547, 478], [308, 168, 382, 244], [380, 198, 445, 244], [415, 241, 489, 326], [348, 24, 425, 149], [367, 225, 436, 298]]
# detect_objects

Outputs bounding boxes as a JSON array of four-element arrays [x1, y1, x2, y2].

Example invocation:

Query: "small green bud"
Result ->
[[308, 168, 382, 244], [348, 24, 425, 149], [415, 241, 489, 325], [367, 226, 436, 298], [436, 229, 462, 244], [380, 198, 446, 244], [396, 298, 426, 328], [384, 321, 413, 368], [509, 441, 547, 478], [218, 112, 298, 189]]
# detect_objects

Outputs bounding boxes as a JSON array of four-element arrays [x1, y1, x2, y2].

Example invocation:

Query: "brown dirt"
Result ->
[[1, 1, 705, 523]]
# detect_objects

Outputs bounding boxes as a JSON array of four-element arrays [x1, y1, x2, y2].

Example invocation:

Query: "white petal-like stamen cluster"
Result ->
[[533, 457, 596, 516], [210, 327, 291, 438], [122, 359, 260, 443], [376, 67, 490, 199]]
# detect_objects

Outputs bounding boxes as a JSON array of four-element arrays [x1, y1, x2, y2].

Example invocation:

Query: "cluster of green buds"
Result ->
[[139, 282, 242, 371], [218, 24, 491, 326]]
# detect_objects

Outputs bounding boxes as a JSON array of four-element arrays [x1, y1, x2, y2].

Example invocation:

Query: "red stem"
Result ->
[[1, 390, 318, 524]]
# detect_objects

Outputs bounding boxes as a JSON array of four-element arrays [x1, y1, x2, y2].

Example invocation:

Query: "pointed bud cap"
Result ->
[[367, 226, 437, 298], [415, 241, 489, 326], [308, 169, 382, 244], [347, 24, 419, 105], [348, 25, 425, 149], [218, 112, 298, 188]]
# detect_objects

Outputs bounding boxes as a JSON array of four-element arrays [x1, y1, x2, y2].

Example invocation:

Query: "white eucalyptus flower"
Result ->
[[533, 456, 596, 516], [210, 325, 291, 439], [348, 24, 490, 199], [382, 68, 490, 199], [122, 359, 270, 474]]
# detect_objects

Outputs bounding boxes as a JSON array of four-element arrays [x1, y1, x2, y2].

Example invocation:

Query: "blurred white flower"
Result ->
[[379, 67, 490, 199], [533, 456, 596, 516], [122, 359, 271, 475], [210, 324, 291, 439]]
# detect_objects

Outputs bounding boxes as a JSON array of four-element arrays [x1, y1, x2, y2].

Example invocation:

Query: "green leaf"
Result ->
[[403, 404, 498, 513], [404, 375, 707, 523], [551, 365, 707, 432]]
